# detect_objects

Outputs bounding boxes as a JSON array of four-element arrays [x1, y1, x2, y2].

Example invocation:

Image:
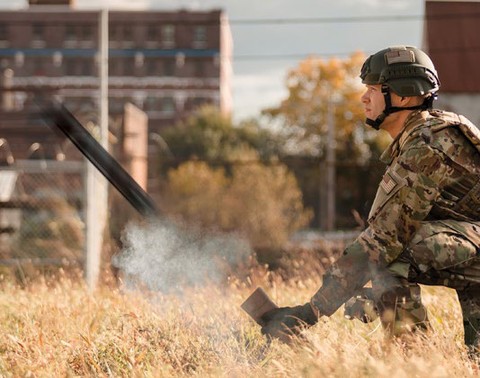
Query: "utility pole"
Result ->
[[85, 8, 109, 290], [320, 98, 336, 231], [325, 99, 336, 231]]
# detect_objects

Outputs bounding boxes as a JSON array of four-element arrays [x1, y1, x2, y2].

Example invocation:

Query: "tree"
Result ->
[[262, 52, 393, 228], [163, 160, 312, 250], [158, 105, 282, 174], [263, 51, 389, 163], [154, 106, 311, 250]]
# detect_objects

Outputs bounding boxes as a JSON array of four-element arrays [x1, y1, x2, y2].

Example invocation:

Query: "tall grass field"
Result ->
[[1, 266, 478, 377], [1, 222, 479, 377]]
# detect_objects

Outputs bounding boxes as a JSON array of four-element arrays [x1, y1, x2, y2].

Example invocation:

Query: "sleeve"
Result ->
[[364, 141, 449, 264], [311, 141, 450, 316]]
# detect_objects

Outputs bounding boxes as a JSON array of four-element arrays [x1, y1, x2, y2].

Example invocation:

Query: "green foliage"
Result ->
[[163, 160, 312, 250], [158, 105, 282, 173], [154, 105, 309, 247]]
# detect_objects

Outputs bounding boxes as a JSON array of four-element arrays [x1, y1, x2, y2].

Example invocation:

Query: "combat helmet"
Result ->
[[360, 45, 440, 129]]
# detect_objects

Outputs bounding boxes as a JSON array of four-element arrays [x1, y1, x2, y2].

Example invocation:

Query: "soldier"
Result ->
[[260, 45, 480, 351]]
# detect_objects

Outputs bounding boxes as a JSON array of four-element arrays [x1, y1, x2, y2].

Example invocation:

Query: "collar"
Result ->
[[379, 110, 430, 164]]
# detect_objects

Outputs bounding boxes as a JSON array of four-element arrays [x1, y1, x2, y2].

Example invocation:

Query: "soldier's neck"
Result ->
[[382, 110, 416, 139]]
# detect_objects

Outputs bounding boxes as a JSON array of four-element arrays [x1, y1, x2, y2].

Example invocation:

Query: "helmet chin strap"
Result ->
[[365, 85, 437, 130]]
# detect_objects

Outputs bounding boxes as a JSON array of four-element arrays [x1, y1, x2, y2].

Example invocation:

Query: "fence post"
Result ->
[[85, 8, 109, 290]]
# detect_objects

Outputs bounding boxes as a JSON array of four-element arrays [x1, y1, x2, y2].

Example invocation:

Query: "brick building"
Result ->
[[423, 0, 480, 125], [0, 0, 233, 178]]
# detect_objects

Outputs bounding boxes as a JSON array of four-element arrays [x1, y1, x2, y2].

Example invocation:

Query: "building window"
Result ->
[[144, 96, 158, 112], [194, 59, 205, 77], [124, 57, 134, 76], [193, 25, 207, 49], [0, 23, 8, 47], [33, 23, 44, 39], [65, 24, 76, 42], [81, 24, 93, 42], [62, 57, 91, 76], [109, 58, 123, 76], [147, 25, 157, 41], [123, 26, 133, 42], [146, 58, 157, 76], [32, 57, 46, 76], [78, 24, 94, 48], [80, 59, 92, 76], [161, 24, 175, 48], [163, 59, 175, 76], [161, 97, 175, 114], [0, 23, 6, 40], [109, 24, 121, 47], [32, 23, 46, 48], [65, 58, 76, 75]]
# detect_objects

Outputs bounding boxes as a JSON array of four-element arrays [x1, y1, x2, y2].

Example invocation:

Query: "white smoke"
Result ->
[[113, 220, 252, 293]]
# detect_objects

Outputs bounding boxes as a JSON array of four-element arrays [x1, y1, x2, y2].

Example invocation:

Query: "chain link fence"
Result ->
[[0, 159, 86, 269]]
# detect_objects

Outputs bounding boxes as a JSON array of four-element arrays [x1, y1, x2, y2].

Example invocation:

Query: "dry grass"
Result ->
[[0, 267, 479, 377]]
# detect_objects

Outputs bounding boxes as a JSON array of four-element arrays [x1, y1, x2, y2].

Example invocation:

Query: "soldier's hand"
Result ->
[[344, 290, 378, 323], [260, 303, 318, 343]]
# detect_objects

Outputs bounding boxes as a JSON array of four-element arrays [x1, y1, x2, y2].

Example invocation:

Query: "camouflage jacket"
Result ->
[[311, 109, 480, 316], [367, 109, 480, 263]]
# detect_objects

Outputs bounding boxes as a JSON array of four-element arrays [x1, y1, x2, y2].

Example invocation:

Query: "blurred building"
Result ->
[[423, 0, 480, 125], [0, 0, 233, 186]]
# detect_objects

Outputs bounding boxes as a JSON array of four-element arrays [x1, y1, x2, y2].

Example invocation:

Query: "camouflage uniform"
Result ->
[[311, 108, 480, 346]]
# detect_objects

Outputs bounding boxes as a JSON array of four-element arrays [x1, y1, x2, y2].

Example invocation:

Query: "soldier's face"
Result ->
[[361, 84, 385, 121]]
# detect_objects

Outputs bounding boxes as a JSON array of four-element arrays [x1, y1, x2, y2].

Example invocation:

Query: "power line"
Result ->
[[233, 52, 356, 61], [229, 12, 480, 25], [230, 14, 424, 25]]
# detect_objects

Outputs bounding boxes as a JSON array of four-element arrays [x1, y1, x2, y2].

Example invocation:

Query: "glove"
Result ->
[[344, 288, 378, 323], [260, 303, 318, 343]]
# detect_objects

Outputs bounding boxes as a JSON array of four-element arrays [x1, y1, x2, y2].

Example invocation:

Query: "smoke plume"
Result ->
[[113, 220, 252, 292]]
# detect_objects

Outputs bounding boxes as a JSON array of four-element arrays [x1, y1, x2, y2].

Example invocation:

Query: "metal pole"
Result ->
[[85, 8, 109, 290], [325, 99, 336, 231], [99, 8, 109, 151]]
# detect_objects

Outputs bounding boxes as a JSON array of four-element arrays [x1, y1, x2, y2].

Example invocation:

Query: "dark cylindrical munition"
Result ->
[[42, 100, 159, 219]]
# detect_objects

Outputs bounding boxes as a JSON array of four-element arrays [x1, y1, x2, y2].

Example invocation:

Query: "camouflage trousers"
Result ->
[[370, 220, 480, 347]]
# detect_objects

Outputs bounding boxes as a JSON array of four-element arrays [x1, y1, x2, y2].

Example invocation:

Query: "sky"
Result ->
[[0, 0, 425, 122]]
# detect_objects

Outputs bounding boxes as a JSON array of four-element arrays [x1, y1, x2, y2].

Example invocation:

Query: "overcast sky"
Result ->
[[0, 0, 425, 121]]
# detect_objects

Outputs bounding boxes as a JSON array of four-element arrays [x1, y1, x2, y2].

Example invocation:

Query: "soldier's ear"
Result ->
[[400, 95, 420, 106]]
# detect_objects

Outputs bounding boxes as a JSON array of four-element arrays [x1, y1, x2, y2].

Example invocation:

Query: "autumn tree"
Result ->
[[163, 160, 312, 250], [263, 51, 389, 164], [154, 106, 312, 250], [263, 52, 391, 228]]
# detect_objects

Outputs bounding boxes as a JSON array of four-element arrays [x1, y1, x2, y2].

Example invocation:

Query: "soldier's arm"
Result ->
[[310, 141, 450, 316]]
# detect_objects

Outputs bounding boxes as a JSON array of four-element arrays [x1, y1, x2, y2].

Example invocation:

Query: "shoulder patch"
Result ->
[[380, 171, 399, 194]]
